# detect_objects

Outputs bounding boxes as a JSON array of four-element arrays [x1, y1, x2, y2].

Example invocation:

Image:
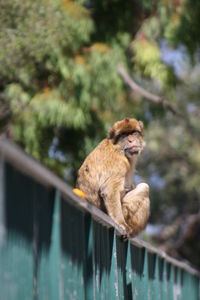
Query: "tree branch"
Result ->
[[118, 65, 200, 142], [118, 65, 183, 118]]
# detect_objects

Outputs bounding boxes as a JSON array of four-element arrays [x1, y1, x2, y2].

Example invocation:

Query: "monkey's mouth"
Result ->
[[126, 147, 141, 155]]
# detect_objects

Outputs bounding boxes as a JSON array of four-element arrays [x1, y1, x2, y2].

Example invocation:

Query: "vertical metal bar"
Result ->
[[0, 157, 6, 295], [158, 258, 168, 300], [154, 255, 160, 300], [116, 236, 124, 299], [141, 248, 148, 299], [147, 252, 157, 300], [167, 263, 173, 299], [48, 191, 61, 300], [92, 220, 113, 300], [173, 267, 182, 300], [126, 242, 133, 300], [130, 244, 140, 300], [59, 197, 85, 300], [0, 157, 6, 248], [0, 163, 34, 300], [92, 224, 120, 300], [158, 257, 163, 300], [36, 190, 61, 300], [130, 244, 148, 299], [116, 237, 131, 299], [106, 227, 116, 300], [181, 271, 190, 300], [92, 219, 100, 300], [82, 214, 93, 300], [99, 226, 110, 300], [109, 230, 119, 300]]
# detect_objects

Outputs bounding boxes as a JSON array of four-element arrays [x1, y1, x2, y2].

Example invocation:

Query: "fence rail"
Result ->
[[0, 138, 199, 300]]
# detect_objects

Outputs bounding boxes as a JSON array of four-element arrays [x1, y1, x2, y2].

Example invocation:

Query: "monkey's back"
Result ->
[[76, 139, 128, 208]]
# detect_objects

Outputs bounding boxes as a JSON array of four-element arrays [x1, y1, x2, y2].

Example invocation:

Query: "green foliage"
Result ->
[[132, 38, 176, 87], [158, 0, 200, 57], [1, 0, 200, 268], [0, 0, 131, 178]]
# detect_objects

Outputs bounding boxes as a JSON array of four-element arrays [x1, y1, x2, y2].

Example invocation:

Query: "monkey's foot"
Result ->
[[120, 225, 132, 241]]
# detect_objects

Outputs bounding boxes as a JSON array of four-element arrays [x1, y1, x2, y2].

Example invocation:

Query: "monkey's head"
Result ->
[[108, 118, 145, 159]]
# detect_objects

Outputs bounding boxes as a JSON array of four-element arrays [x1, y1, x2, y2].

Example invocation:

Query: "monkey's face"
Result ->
[[118, 131, 144, 158], [108, 118, 145, 159]]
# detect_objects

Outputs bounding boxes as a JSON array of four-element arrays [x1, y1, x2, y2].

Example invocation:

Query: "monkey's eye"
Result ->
[[132, 130, 141, 136], [120, 132, 127, 139], [114, 132, 127, 144]]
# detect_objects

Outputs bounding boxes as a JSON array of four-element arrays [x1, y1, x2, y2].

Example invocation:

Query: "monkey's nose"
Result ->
[[128, 135, 135, 142], [129, 140, 139, 147]]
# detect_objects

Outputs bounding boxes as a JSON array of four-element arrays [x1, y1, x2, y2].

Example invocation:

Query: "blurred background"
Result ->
[[0, 0, 200, 269]]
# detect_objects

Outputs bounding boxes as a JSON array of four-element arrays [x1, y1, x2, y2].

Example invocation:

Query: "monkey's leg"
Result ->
[[122, 183, 150, 237], [122, 183, 149, 214], [99, 185, 131, 234]]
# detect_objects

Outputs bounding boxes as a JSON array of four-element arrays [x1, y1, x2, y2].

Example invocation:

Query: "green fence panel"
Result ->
[[0, 139, 199, 300]]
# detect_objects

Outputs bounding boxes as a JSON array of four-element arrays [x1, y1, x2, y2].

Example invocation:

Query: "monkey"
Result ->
[[76, 118, 150, 237]]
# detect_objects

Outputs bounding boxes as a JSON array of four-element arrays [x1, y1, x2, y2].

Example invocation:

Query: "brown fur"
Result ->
[[122, 183, 150, 237], [108, 118, 143, 140], [76, 118, 150, 236]]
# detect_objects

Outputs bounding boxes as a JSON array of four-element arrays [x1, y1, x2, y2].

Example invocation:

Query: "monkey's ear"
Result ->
[[138, 121, 144, 131], [108, 127, 115, 139]]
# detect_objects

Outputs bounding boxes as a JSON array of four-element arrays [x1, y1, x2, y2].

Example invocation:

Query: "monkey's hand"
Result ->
[[124, 183, 136, 194]]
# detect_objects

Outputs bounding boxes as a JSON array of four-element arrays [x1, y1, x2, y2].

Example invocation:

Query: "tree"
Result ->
[[0, 0, 134, 178], [1, 0, 200, 268]]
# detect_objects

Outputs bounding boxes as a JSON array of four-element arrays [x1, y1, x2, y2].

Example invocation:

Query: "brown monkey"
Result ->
[[76, 118, 150, 236]]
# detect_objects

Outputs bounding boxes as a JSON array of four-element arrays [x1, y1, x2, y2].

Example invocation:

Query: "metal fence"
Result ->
[[0, 138, 199, 300]]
